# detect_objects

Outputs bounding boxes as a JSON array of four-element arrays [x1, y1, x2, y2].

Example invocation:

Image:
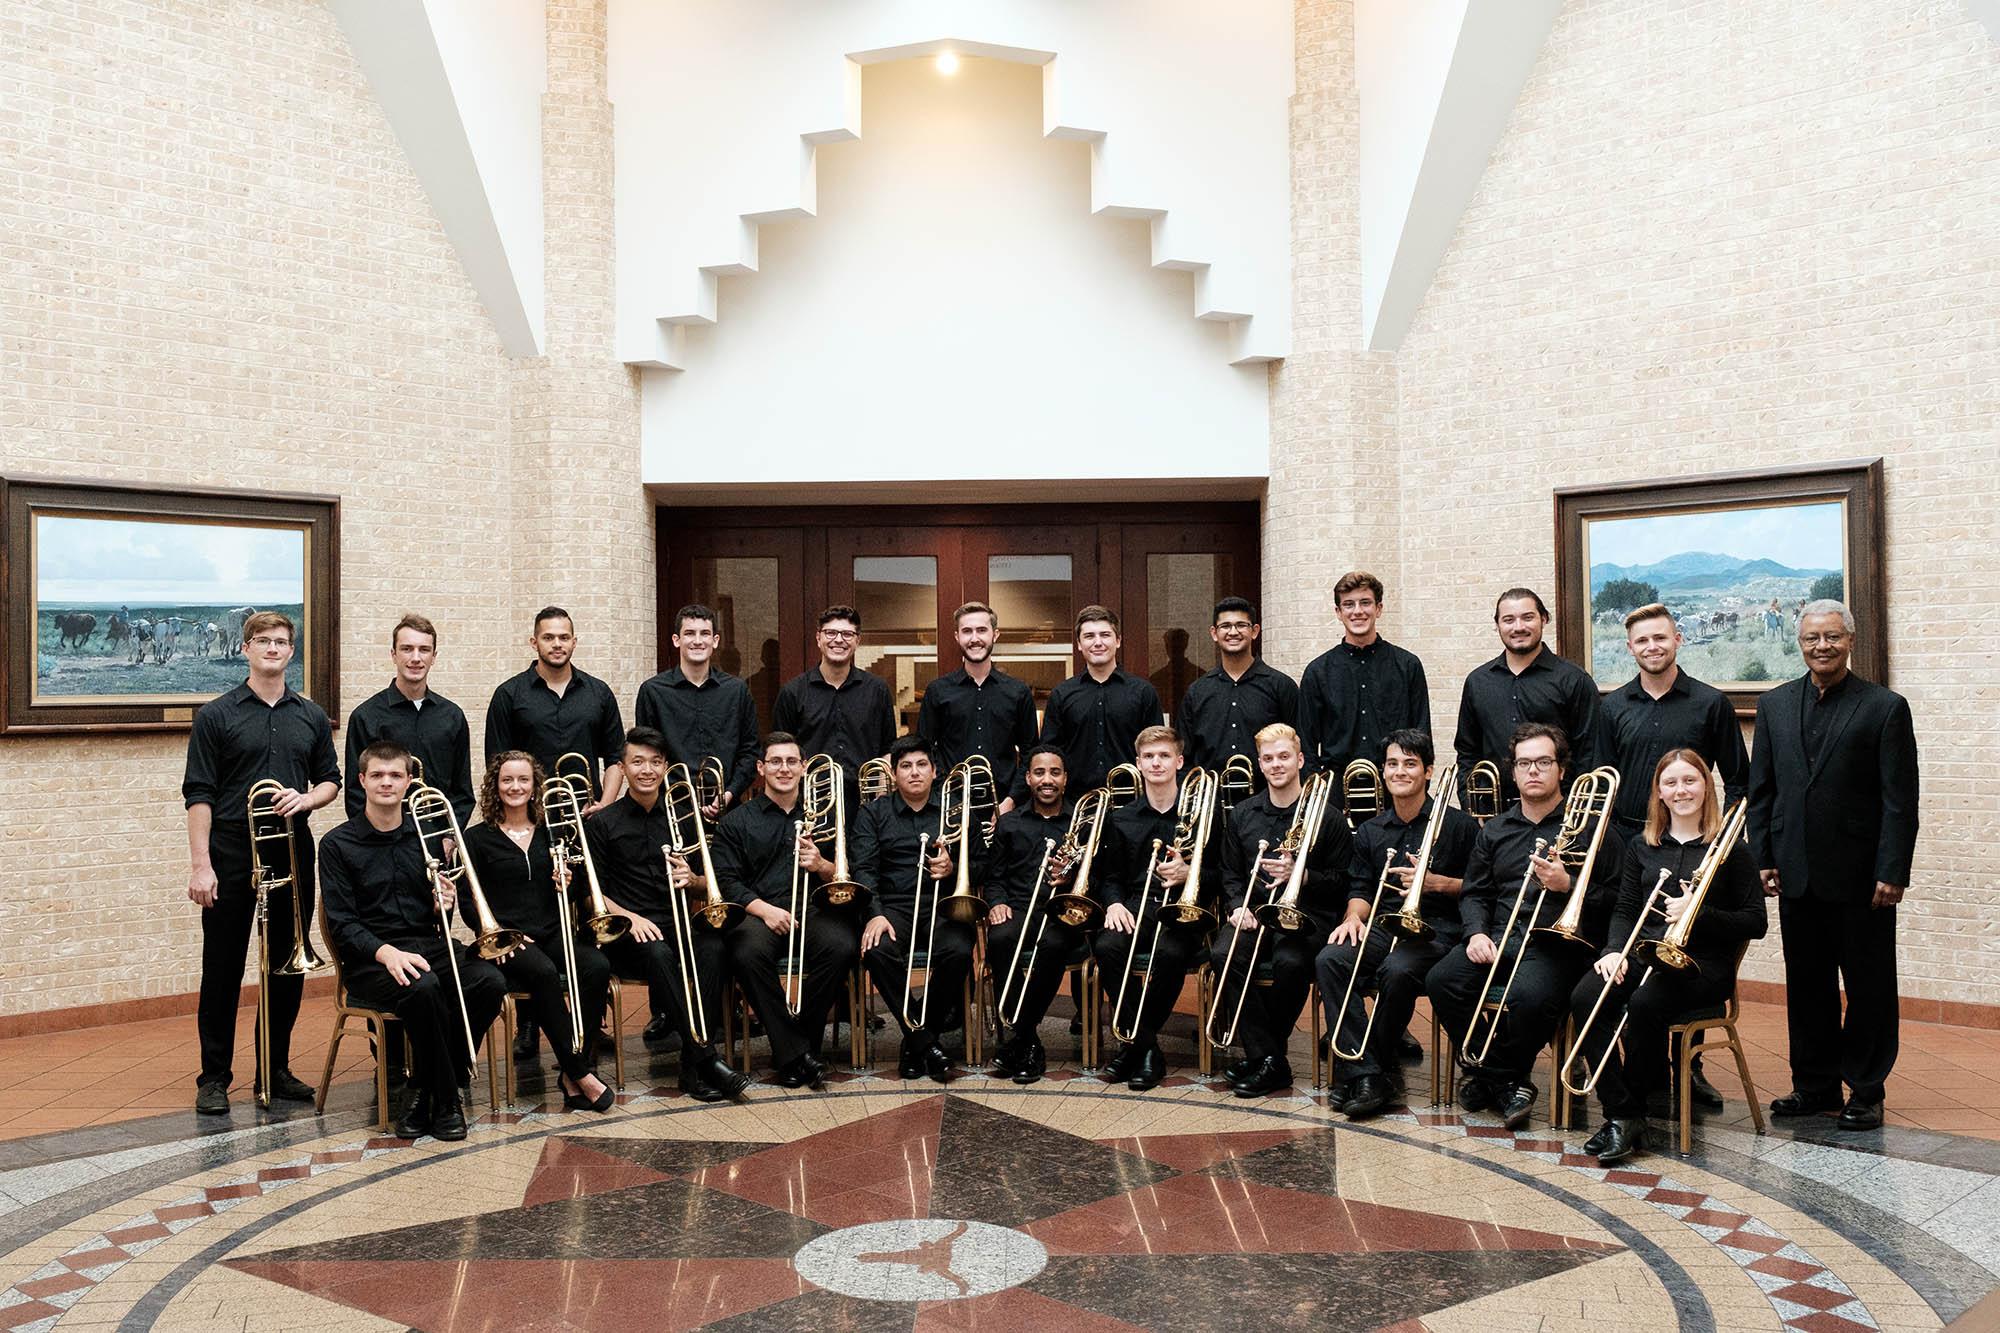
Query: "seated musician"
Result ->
[[1425, 722, 1626, 1130], [1569, 749, 1765, 1163], [986, 744, 1082, 1084], [462, 751, 613, 1112], [585, 727, 749, 1102], [852, 735, 988, 1083], [321, 741, 506, 1141], [1095, 725, 1216, 1092], [708, 732, 854, 1089], [1316, 729, 1477, 1119]]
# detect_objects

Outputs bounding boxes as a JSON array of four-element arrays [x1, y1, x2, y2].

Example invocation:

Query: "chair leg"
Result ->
[[1726, 1024, 1766, 1136], [609, 979, 626, 1091], [500, 996, 517, 1107], [849, 970, 866, 1070], [486, 1017, 501, 1113], [316, 1012, 347, 1115], [1678, 1029, 1697, 1156], [1309, 988, 1324, 1090], [1196, 966, 1214, 1078], [1428, 1009, 1442, 1108]]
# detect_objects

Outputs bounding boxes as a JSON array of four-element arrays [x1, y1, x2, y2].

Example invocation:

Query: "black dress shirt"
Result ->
[[1175, 659, 1300, 775], [1217, 787, 1355, 927], [1347, 799, 1480, 935], [1453, 647, 1602, 794], [708, 792, 809, 908], [1802, 671, 1852, 769], [343, 683, 473, 826], [850, 793, 988, 918], [463, 821, 562, 943], [1602, 669, 1748, 826], [582, 792, 678, 921], [320, 813, 440, 964], [183, 682, 341, 836], [771, 666, 897, 773], [1603, 831, 1765, 966], [918, 667, 1039, 799], [1458, 800, 1626, 945], [1036, 668, 1164, 794], [1297, 638, 1431, 775], [1097, 788, 1215, 911], [484, 665, 625, 797], [986, 804, 1073, 912], [634, 668, 761, 801]]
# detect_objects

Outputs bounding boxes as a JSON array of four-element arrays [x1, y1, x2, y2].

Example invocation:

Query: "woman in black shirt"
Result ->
[[465, 751, 614, 1112]]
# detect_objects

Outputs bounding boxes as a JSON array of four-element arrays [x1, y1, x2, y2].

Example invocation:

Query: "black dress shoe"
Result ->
[[195, 1081, 231, 1116], [1326, 1081, 1354, 1113], [642, 1016, 680, 1051], [700, 1049, 751, 1099], [922, 1044, 953, 1084], [1104, 1042, 1144, 1083], [1127, 1046, 1167, 1092], [394, 1090, 433, 1139], [1770, 1089, 1842, 1117], [1458, 1075, 1494, 1113], [1499, 1082, 1538, 1131], [1234, 1056, 1293, 1099], [431, 1099, 469, 1142], [1398, 1030, 1425, 1064], [899, 1033, 927, 1080], [775, 1052, 827, 1090], [1688, 1064, 1725, 1111], [988, 1037, 1029, 1078], [1837, 1098, 1885, 1131], [1582, 1121, 1615, 1156], [267, 1070, 315, 1103], [1595, 1117, 1645, 1164], [1011, 1038, 1047, 1086], [1222, 1056, 1258, 1086], [1342, 1074, 1392, 1120], [679, 1063, 727, 1103]]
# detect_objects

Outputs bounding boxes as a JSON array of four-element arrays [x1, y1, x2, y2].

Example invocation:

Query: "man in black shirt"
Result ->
[[1095, 725, 1215, 1091], [919, 600, 1039, 814], [1298, 571, 1432, 782], [585, 727, 749, 1102], [344, 614, 473, 826], [853, 735, 986, 1083], [1454, 587, 1602, 798], [321, 741, 505, 1142], [1427, 722, 1625, 1130], [1208, 724, 1353, 1098], [985, 745, 1084, 1084], [773, 604, 897, 801], [1038, 604, 1163, 794], [1603, 603, 1748, 834], [182, 611, 341, 1116], [634, 603, 761, 822], [1317, 729, 1478, 1119], [486, 606, 626, 809], [1175, 597, 1299, 781]]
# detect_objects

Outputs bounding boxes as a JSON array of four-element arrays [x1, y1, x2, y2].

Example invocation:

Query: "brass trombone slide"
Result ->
[[247, 778, 327, 1108], [903, 760, 988, 1031], [542, 778, 630, 946], [411, 785, 528, 1066], [785, 755, 863, 1015], [1207, 771, 1336, 1049], [996, 786, 1114, 1027], [664, 763, 744, 933], [1110, 767, 1219, 1043]]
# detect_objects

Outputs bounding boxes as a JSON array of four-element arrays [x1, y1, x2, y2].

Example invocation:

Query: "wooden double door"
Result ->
[[658, 502, 1262, 734]]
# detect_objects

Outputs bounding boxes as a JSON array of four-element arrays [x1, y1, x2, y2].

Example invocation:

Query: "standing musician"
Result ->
[[182, 611, 340, 1116], [1037, 605, 1164, 794], [1454, 588, 1602, 799], [707, 732, 848, 1089], [1094, 725, 1213, 1091], [1174, 598, 1300, 780], [1604, 604, 1748, 835], [1316, 729, 1478, 1119], [985, 744, 1081, 1084], [919, 600, 1039, 817], [634, 603, 761, 821], [584, 727, 749, 1102], [1568, 749, 1765, 1162], [462, 752, 615, 1113], [773, 605, 897, 802], [485, 606, 626, 809], [852, 735, 987, 1083], [1298, 572, 1431, 779], [1750, 599, 1919, 1132], [344, 614, 474, 827], [321, 741, 506, 1142], [1209, 723, 1353, 1098], [1426, 723, 1625, 1129]]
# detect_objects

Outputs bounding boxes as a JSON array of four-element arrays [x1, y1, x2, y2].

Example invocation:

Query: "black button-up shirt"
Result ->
[[1297, 637, 1431, 776], [633, 668, 761, 801], [1175, 659, 1300, 775], [463, 821, 563, 943], [771, 666, 897, 773], [1036, 668, 1163, 794], [850, 792, 989, 918], [343, 683, 473, 826], [1097, 788, 1216, 911], [918, 667, 1039, 799], [1604, 832, 1765, 966], [182, 682, 341, 841], [484, 665, 625, 797], [1453, 647, 1602, 795], [708, 792, 808, 908], [582, 792, 678, 921], [986, 804, 1072, 911], [1458, 800, 1625, 946], [1602, 669, 1749, 826], [1217, 787, 1354, 928], [1348, 798, 1479, 935], [320, 813, 440, 964], [1802, 671, 1852, 769]]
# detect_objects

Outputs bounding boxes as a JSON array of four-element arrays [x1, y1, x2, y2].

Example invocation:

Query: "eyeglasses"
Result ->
[[819, 629, 858, 641], [1798, 633, 1849, 647], [1512, 757, 1560, 773], [248, 636, 292, 649]]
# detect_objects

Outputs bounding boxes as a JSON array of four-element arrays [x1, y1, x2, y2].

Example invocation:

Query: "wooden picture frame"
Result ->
[[1554, 459, 1885, 716], [0, 476, 341, 735]]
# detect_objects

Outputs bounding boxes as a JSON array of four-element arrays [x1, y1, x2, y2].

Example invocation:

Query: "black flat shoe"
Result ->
[[1127, 1046, 1166, 1092], [1689, 1063, 1725, 1111], [1499, 1082, 1538, 1131], [775, 1052, 827, 1090], [1342, 1074, 1391, 1120], [431, 1100, 469, 1142], [1234, 1057, 1294, 1099], [1582, 1121, 1615, 1156], [1837, 1098, 1884, 1131], [195, 1081, 231, 1116], [1770, 1089, 1842, 1117], [395, 1090, 433, 1139], [1595, 1118, 1645, 1164], [561, 1075, 615, 1113]]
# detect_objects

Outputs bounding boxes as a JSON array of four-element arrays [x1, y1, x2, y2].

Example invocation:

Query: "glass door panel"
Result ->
[[852, 555, 939, 734], [1145, 552, 1233, 718], [986, 553, 1075, 710], [689, 556, 783, 734]]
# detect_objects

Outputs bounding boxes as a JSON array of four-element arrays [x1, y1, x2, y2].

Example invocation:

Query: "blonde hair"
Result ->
[[1254, 722, 1300, 751]]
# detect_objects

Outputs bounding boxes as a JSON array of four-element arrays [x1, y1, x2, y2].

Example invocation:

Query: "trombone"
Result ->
[[695, 755, 727, 820], [1104, 761, 1141, 809], [785, 755, 863, 1015], [541, 778, 630, 946], [1219, 753, 1256, 811], [1530, 767, 1624, 952], [903, 759, 989, 1030], [664, 764, 744, 933], [1560, 800, 1746, 1096], [553, 750, 595, 803], [1464, 760, 1503, 824], [1206, 770, 1335, 1048], [1342, 757, 1384, 827], [1109, 767, 1220, 1043], [996, 787, 1114, 1026], [247, 778, 328, 1108], [411, 786, 528, 1065], [858, 756, 893, 804]]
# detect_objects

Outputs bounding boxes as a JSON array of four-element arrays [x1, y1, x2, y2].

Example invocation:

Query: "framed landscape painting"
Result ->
[[1554, 460, 1885, 715], [0, 476, 340, 735]]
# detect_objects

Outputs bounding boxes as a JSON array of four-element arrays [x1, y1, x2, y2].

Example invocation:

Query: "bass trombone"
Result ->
[[858, 756, 893, 804], [996, 786, 1114, 1026], [785, 755, 863, 1015], [1104, 761, 1141, 810], [247, 779, 328, 1108], [411, 786, 528, 1065], [542, 778, 631, 946], [1342, 757, 1384, 827], [1464, 760, 1503, 824], [1219, 753, 1256, 811], [1206, 770, 1335, 1048], [1109, 767, 1219, 1043]]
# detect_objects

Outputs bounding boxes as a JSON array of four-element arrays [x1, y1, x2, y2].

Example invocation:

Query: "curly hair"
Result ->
[[478, 750, 547, 826]]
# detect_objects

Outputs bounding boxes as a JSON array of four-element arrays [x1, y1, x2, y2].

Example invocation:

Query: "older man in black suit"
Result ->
[[1749, 599, 1919, 1131]]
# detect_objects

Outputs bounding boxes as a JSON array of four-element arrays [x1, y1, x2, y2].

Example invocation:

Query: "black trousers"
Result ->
[[1427, 937, 1593, 1085], [1208, 924, 1318, 1062], [197, 831, 315, 1089], [724, 911, 856, 1067], [1780, 896, 1899, 1102], [495, 939, 611, 1081], [987, 912, 1090, 1036], [345, 938, 506, 1104], [1095, 909, 1207, 1048], [603, 919, 728, 1050], [1567, 955, 1734, 1119], [1318, 926, 1456, 1080], [863, 908, 975, 1040]]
